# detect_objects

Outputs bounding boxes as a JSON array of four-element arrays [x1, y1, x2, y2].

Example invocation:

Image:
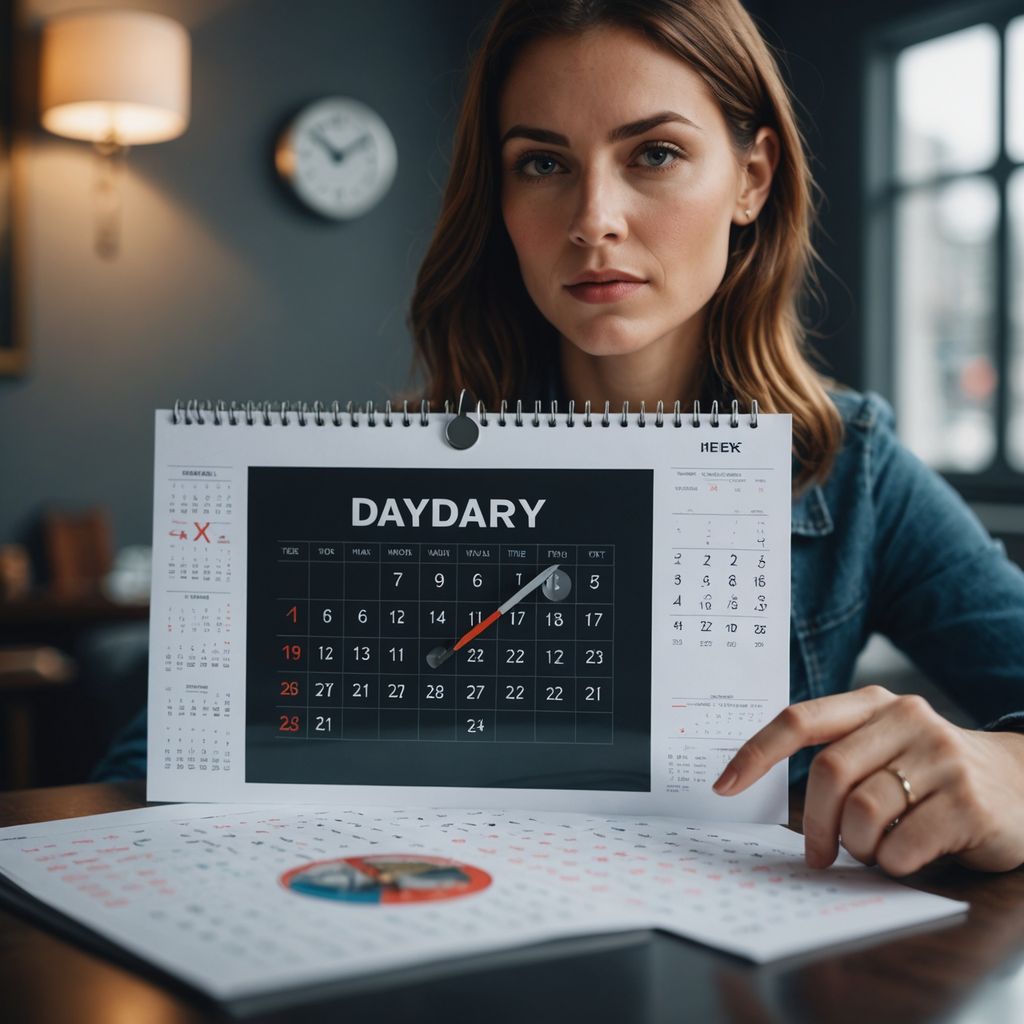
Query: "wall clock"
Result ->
[[275, 96, 398, 220]]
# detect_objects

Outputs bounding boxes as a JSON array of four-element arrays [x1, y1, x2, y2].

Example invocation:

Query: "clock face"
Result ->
[[276, 97, 398, 220]]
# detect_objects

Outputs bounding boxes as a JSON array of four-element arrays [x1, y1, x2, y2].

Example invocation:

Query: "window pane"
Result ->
[[896, 24, 999, 183], [1009, 168, 1024, 469], [1010, 16, 1024, 162], [895, 177, 998, 471]]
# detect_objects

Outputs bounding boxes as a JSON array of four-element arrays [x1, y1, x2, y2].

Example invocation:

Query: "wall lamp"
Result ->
[[39, 9, 190, 259]]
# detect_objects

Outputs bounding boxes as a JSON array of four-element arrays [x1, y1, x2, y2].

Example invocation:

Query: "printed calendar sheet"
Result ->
[[148, 408, 791, 821], [0, 804, 967, 1002]]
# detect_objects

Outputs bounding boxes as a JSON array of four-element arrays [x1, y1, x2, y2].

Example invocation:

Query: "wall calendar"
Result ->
[[148, 400, 791, 822]]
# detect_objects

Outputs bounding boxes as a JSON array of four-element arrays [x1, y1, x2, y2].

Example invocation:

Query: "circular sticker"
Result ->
[[280, 853, 492, 904]]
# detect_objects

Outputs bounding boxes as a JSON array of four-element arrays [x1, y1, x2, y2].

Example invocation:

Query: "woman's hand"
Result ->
[[712, 685, 1024, 875]]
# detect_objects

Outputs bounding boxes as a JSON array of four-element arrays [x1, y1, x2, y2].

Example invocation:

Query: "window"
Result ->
[[865, 4, 1024, 498]]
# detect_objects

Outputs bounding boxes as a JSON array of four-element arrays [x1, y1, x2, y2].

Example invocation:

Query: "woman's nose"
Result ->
[[568, 168, 629, 247]]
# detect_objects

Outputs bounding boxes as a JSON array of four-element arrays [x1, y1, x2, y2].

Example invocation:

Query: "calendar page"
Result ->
[[148, 407, 791, 821], [0, 803, 967, 1003]]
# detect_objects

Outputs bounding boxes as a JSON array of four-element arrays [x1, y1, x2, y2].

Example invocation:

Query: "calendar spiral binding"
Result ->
[[171, 397, 760, 429]]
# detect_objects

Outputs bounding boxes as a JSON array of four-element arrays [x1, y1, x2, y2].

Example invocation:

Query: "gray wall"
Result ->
[[1, 0, 492, 549]]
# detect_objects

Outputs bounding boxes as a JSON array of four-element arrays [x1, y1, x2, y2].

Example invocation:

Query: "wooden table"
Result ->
[[2, 783, 1023, 1023]]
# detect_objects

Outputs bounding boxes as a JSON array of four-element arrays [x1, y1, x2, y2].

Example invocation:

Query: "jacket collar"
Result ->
[[791, 484, 834, 537]]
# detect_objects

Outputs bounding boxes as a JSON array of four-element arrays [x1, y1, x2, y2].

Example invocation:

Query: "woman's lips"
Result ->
[[564, 280, 647, 304]]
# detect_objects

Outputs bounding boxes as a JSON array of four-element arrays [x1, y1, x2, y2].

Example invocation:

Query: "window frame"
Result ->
[[863, 0, 1023, 503]]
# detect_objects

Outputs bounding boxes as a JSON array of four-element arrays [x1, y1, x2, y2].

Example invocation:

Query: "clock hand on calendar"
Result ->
[[425, 563, 560, 670]]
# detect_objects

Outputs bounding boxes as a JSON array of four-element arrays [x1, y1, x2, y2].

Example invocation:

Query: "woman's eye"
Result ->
[[511, 144, 682, 178], [636, 144, 683, 169], [516, 153, 562, 177]]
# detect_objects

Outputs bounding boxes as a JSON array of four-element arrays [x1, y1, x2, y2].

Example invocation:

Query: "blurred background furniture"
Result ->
[[0, 507, 149, 790], [0, 646, 75, 789], [43, 507, 113, 597], [0, 506, 148, 649]]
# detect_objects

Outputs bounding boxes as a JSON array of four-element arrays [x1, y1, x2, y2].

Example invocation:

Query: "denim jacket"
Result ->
[[94, 389, 1024, 784], [787, 389, 1024, 779]]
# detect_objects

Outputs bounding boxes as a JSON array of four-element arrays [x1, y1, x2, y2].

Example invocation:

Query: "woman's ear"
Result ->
[[733, 126, 779, 225]]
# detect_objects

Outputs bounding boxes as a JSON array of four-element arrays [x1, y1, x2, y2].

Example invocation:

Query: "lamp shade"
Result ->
[[40, 9, 190, 145]]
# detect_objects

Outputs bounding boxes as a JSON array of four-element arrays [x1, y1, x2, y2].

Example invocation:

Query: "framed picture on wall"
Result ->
[[0, 0, 25, 376]]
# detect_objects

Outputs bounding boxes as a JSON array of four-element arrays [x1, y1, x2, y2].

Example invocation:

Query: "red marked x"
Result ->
[[193, 522, 211, 543]]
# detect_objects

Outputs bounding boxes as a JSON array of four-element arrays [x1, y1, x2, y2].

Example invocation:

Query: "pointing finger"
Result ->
[[713, 686, 897, 796]]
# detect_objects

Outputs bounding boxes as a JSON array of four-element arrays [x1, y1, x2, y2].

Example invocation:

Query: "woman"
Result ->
[[408, 0, 1024, 876]]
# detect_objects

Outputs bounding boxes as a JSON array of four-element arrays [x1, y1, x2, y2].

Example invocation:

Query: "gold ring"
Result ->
[[884, 766, 916, 812]]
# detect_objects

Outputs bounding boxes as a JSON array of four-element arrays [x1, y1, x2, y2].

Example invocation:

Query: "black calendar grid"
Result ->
[[271, 541, 615, 746], [244, 465, 652, 791]]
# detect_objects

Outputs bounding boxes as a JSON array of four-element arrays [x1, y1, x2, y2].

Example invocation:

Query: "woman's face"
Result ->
[[499, 27, 758, 361]]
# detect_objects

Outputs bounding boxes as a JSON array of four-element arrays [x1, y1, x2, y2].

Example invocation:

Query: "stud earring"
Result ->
[[744, 208, 753, 219]]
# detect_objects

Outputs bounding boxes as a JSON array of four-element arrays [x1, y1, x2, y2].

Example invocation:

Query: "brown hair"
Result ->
[[408, 0, 842, 490]]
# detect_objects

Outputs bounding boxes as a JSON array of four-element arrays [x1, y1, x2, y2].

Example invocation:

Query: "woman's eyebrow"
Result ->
[[500, 111, 702, 148], [501, 125, 570, 147], [610, 111, 702, 141]]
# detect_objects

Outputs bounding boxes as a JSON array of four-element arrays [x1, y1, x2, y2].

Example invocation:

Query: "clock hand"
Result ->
[[309, 127, 343, 161], [426, 563, 560, 670], [336, 133, 372, 161]]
